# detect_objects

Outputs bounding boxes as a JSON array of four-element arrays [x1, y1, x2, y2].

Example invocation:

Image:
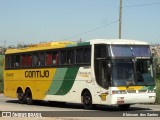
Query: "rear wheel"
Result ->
[[17, 89, 25, 104], [82, 92, 94, 110], [25, 89, 33, 105], [118, 104, 130, 110]]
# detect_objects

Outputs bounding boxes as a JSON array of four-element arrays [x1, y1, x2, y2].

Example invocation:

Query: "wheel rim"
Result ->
[[84, 96, 91, 105], [25, 90, 33, 105], [18, 93, 23, 100], [84, 95, 91, 106], [27, 97, 31, 103]]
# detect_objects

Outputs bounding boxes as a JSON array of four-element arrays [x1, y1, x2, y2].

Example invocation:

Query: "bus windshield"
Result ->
[[112, 60, 135, 86], [112, 59, 155, 86], [136, 59, 155, 85], [111, 45, 151, 57]]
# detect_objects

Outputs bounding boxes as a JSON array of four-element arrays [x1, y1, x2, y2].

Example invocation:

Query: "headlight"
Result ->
[[112, 90, 127, 94], [148, 90, 155, 93]]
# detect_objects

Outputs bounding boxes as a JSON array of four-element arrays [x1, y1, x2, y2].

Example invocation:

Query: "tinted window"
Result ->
[[95, 45, 107, 58], [84, 48, 91, 63], [5, 56, 10, 68], [60, 50, 67, 65], [111, 45, 151, 57], [60, 50, 75, 65], [111, 45, 132, 57], [67, 50, 74, 64], [39, 53, 45, 66], [33, 53, 38, 66], [11, 55, 20, 68], [21, 54, 32, 67], [76, 49, 83, 64], [76, 47, 91, 64], [46, 52, 53, 66], [132, 46, 151, 57], [53, 51, 59, 65]]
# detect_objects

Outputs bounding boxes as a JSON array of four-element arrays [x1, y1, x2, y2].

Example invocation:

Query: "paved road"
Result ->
[[0, 94, 159, 120]]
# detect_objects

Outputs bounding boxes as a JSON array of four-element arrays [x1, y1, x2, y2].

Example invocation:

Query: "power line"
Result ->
[[124, 2, 160, 8], [61, 2, 160, 41], [62, 20, 119, 40]]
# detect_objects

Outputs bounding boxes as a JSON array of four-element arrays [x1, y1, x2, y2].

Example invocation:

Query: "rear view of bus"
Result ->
[[93, 39, 156, 109]]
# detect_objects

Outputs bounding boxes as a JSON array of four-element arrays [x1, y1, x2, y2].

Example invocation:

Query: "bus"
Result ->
[[4, 39, 156, 110]]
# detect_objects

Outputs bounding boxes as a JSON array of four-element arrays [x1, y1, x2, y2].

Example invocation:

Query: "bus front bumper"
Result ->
[[110, 93, 156, 105]]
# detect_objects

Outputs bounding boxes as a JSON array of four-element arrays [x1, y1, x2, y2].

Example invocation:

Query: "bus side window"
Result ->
[[5, 56, 10, 68], [21, 55, 26, 66], [11, 56, 14, 67], [84, 48, 91, 63], [39, 53, 45, 66], [33, 54, 38, 66], [27, 55, 32, 66], [76, 49, 83, 64], [15, 55, 20, 67], [95, 45, 106, 59], [76, 47, 91, 64], [55, 54, 59, 65], [21, 54, 32, 67], [67, 50, 74, 64], [11, 55, 20, 68], [60, 50, 67, 65], [46, 52, 53, 66], [53, 52, 58, 65]]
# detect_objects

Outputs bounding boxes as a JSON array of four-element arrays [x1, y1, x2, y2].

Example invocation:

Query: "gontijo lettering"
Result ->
[[25, 70, 49, 78]]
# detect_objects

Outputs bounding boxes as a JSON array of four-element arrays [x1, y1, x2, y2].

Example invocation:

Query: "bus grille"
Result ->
[[138, 90, 147, 93], [127, 90, 136, 93]]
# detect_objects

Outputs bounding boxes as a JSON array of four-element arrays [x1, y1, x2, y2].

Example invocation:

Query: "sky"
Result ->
[[0, 0, 160, 47]]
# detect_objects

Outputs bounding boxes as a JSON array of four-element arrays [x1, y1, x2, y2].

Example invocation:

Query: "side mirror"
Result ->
[[150, 56, 153, 64]]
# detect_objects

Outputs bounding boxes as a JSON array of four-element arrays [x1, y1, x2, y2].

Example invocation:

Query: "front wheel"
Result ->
[[82, 92, 94, 110]]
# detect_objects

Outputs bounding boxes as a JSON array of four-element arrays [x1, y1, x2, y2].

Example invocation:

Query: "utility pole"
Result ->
[[119, 0, 122, 39]]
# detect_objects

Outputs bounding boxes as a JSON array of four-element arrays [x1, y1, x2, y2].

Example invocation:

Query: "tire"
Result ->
[[17, 89, 26, 104], [25, 89, 33, 105], [118, 104, 130, 110], [82, 92, 94, 110]]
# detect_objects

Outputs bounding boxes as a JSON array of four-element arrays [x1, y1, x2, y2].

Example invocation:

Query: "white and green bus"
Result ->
[[4, 39, 156, 110]]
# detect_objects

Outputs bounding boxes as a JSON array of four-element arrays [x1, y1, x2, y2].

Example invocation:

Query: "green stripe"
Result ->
[[141, 86, 155, 90], [77, 42, 90, 46], [66, 43, 77, 47], [148, 86, 155, 90], [55, 67, 79, 95], [66, 42, 90, 47], [47, 68, 67, 95]]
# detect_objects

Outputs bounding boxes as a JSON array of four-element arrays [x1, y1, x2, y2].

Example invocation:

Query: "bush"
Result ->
[[155, 78, 160, 104], [154, 57, 160, 78], [0, 81, 3, 93]]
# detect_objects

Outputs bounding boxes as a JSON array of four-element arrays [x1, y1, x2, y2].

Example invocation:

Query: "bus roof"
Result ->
[[5, 39, 149, 54], [5, 41, 75, 54], [89, 39, 149, 45]]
